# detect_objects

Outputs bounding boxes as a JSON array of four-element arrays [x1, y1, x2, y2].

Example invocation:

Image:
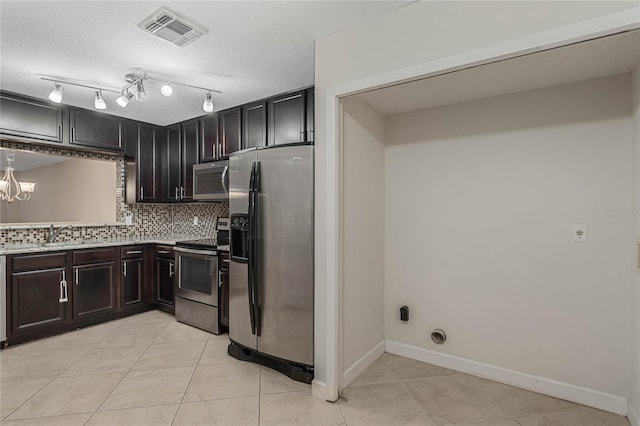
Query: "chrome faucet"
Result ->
[[48, 224, 73, 243]]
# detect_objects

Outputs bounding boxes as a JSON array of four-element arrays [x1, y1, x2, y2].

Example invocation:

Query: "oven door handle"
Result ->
[[173, 247, 218, 256]]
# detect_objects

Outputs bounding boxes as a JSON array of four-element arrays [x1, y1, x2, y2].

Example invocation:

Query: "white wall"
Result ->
[[314, 1, 638, 393], [384, 75, 633, 398], [630, 63, 640, 425], [340, 97, 386, 386]]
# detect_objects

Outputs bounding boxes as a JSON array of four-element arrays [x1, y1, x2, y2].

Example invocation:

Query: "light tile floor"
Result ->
[[0, 310, 630, 425]]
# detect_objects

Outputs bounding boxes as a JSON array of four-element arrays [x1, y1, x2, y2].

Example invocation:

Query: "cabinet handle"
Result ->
[[59, 270, 68, 303], [219, 269, 223, 288], [57, 124, 62, 141], [71, 127, 75, 141], [211, 143, 215, 159], [222, 259, 229, 263], [169, 262, 174, 277], [140, 187, 144, 200], [123, 261, 127, 277], [75, 268, 79, 285], [175, 187, 179, 200], [126, 250, 142, 255], [181, 187, 185, 199], [158, 250, 171, 254]]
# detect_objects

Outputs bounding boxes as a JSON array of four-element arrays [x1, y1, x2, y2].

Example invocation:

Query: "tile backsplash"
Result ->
[[0, 140, 228, 245]]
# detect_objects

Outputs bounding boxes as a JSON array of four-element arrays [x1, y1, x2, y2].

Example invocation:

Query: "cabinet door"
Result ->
[[73, 262, 116, 319], [242, 101, 267, 149], [69, 109, 122, 151], [268, 90, 306, 145], [219, 108, 241, 157], [181, 120, 200, 200], [156, 258, 174, 309], [163, 126, 181, 202], [10, 267, 70, 336], [200, 116, 218, 162], [0, 92, 63, 143], [137, 124, 159, 202], [123, 120, 139, 158], [306, 88, 314, 143], [122, 258, 143, 308]]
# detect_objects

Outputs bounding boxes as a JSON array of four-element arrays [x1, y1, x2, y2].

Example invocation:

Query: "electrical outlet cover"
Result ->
[[193, 216, 198, 226], [572, 223, 587, 242]]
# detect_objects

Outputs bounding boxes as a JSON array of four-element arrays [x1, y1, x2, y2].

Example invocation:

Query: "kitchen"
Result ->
[[1, 5, 640, 426]]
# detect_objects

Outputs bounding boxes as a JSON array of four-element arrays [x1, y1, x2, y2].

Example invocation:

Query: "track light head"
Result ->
[[94, 91, 106, 110], [135, 82, 147, 101], [160, 84, 173, 97], [116, 91, 134, 108], [202, 92, 214, 113], [48, 83, 64, 103]]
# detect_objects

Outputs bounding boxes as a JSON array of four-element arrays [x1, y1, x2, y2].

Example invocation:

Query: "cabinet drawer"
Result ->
[[121, 245, 145, 259], [11, 252, 67, 272], [73, 247, 117, 265], [155, 245, 174, 259]]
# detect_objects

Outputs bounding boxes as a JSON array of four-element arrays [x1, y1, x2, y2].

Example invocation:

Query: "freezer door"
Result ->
[[256, 144, 314, 366], [229, 148, 258, 350]]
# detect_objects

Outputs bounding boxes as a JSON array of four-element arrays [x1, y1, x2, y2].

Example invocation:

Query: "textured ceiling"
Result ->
[[353, 29, 640, 116], [0, 1, 411, 126]]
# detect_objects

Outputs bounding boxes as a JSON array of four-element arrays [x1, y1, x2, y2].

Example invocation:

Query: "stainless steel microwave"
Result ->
[[193, 160, 229, 201]]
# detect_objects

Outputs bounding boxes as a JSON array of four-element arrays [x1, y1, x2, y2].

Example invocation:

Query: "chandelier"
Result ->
[[0, 151, 35, 202]]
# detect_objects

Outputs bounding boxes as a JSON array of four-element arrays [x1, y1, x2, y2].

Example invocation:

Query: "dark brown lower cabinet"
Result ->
[[121, 246, 146, 310], [155, 245, 175, 313], [72, 261, 116, 319]]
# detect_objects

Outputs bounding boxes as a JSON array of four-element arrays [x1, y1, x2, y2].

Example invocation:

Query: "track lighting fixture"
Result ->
[[48, 83, 64, 103], [160, 84, 173, 97], [94, 91, 106, 110], [203, 92, 214, 113], [116, 91, 134, 108], [135, 82, 147, 101], [39, 72, 221, 112]]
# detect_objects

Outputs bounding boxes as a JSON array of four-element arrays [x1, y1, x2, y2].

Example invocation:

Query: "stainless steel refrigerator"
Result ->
[[228, 143, 313, 383]]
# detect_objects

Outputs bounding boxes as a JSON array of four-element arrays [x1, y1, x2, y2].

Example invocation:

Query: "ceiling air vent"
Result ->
[[138, 8, 205, 48]]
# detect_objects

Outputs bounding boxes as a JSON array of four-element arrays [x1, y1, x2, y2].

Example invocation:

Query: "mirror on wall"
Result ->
[[0, 148, 117, 224]]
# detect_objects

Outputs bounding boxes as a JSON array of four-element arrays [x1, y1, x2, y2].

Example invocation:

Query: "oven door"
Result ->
[[174, 247, 219, 306], [193, 161, 228, 201]]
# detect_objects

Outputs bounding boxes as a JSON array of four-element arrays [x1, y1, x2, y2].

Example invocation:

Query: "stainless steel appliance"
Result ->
[[174, 218, 229, 334], [193, 160, 229, 201], [228, 143, 314, 383]]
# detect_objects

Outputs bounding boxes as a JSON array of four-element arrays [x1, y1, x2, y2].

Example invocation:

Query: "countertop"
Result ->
[[0, 235, 210, 255]]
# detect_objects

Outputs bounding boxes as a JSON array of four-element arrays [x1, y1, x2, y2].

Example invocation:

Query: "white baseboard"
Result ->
[[629, 401, 639, 426], [385, 340, 628, 416], [312, 379, 328, 401], [341, 340, 386, 389]]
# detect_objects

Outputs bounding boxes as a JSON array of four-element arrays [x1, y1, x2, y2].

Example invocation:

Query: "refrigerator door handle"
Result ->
[[247, 161, 257, 335], [252, 160, 261, 336]]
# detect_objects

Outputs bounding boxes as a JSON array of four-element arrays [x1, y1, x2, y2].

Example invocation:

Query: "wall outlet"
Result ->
[[193, 216, 199, 226], [572, 223, 587, 242], [125, 215, 133, 226]]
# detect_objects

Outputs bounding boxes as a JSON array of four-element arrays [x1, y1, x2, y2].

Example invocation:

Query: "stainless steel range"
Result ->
[[173, 218, 229, 334]]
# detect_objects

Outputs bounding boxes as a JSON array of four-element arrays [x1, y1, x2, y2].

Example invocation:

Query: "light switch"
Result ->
[[125, 215, 133, 226], [572, 223, 587, 242]]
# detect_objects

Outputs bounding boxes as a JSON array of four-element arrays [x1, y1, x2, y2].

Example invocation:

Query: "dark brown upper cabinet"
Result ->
[[123, 119, 139, 158], [219, 107, 242, 157], [306, 88, 314, 143], [136, 124, 161, 203], [200, 115, 218, 162], [162, 121, 199, 202], [69, 108, 123, 151], [242, 101, 267, 149], [0, 92, 64, 144], [268, 90, 306, 146]]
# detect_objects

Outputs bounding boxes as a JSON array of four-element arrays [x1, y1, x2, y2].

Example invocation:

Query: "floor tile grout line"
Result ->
[[258, 365, 262, 426], [398, 378, 439, 426], [170, 334, 210, 426], [0, 375, 57, 422]]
